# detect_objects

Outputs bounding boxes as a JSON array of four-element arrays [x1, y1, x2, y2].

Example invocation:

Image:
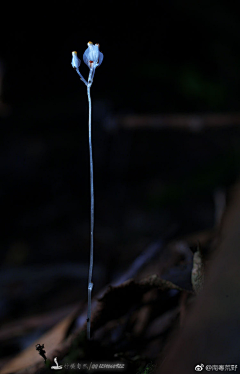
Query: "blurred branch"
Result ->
[[0, 303, 79, 343], [105, 113, 240, 131]]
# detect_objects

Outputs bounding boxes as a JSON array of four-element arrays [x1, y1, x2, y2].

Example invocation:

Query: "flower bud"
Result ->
[[71, 51, 81, 69]]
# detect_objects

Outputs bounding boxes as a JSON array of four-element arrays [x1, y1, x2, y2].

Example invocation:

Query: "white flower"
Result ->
[[83, 42, 103, 69], [71, 51, 81, 69]]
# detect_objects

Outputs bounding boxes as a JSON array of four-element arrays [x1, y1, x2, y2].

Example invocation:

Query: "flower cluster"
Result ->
[[71, 42, 103, 86]]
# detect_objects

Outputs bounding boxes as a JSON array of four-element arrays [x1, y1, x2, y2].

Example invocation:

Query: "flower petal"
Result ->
[[97, 51, 104, 66], [83, 48, 90, 67]]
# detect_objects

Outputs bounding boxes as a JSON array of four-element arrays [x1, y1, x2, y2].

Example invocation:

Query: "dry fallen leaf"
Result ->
[[91, 274, 189, 333]]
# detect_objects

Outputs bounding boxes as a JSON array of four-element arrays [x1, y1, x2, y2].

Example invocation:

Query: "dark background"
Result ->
[[1, 0, 240, 357]]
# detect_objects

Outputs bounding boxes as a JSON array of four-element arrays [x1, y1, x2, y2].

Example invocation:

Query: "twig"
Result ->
[[105, 113, 240, 131]]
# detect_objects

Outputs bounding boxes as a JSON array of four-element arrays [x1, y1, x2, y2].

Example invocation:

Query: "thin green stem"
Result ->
[[87, 83, 94, 340]]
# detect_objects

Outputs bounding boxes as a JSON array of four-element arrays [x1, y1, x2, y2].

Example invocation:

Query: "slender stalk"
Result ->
[[87, 82, 94, 340], [76, 67, 87, 86], [72, 44, 103, 340]]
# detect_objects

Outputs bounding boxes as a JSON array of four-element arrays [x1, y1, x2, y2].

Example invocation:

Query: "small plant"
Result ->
[[71, 42, 104, 339], [137, 361, 156, 374]]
